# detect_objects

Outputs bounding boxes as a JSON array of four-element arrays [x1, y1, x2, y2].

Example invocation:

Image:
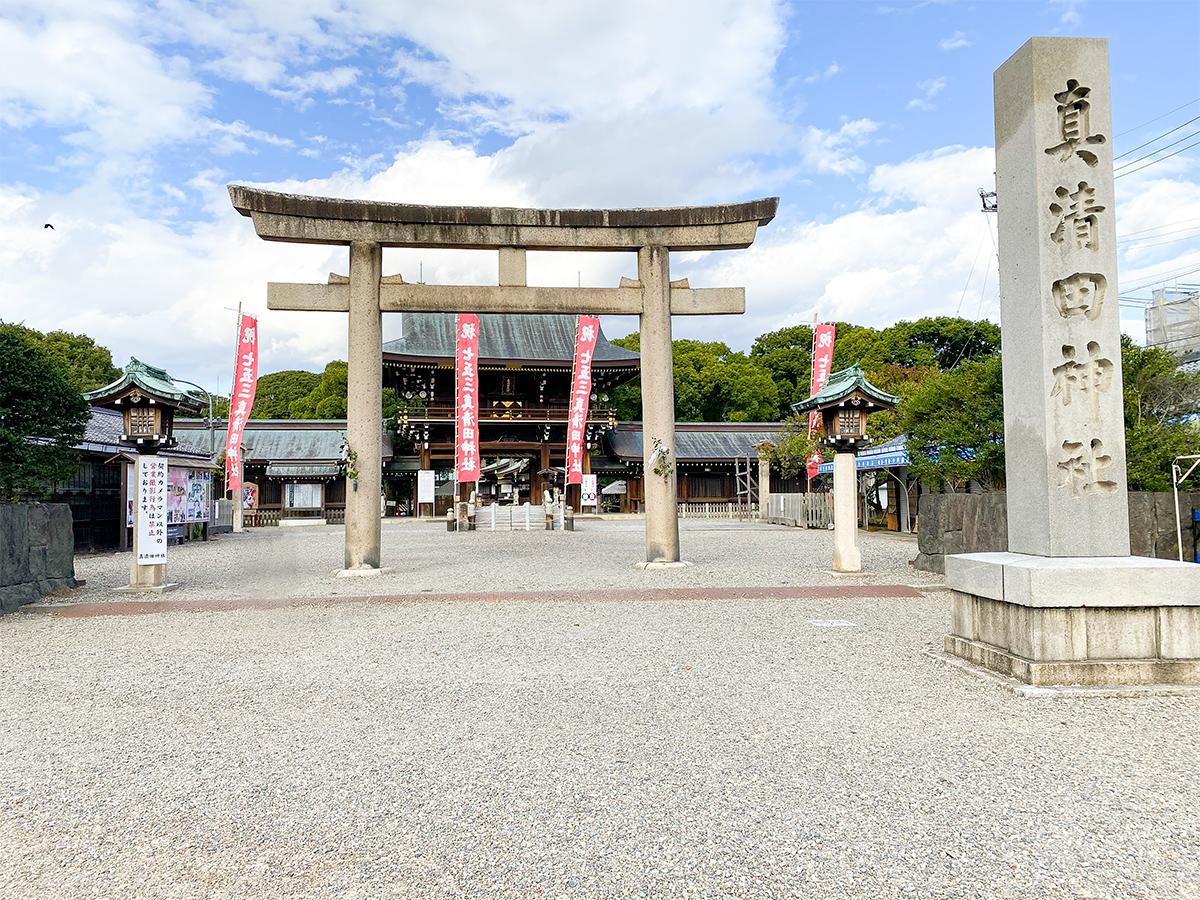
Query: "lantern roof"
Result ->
[[791, 364, 900, 413], [84, 358, 207, 412]]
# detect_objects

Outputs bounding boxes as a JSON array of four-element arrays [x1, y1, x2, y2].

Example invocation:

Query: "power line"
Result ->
[[1113, 114, 1200, 160], [953, 223, 989, 316], [1120, 230, 1200, 252], [1114, 128, 1200, 173], [1115, 97, 1200, 138], [1122, 263, 1200, 293], [1115, 136, 1200, 179], [1118, 217, 1200, 240]]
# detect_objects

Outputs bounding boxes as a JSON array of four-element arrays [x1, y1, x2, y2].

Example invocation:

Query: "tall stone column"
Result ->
[[942, 37, 1200, 688], [638, 245, 681, 564], [832, 451, 861, 573], [996, 37, 1128, 556], [344, 240, 383, 571]]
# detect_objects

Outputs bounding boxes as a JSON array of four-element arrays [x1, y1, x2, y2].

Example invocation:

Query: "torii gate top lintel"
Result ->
[[229, 185, 778, 251]]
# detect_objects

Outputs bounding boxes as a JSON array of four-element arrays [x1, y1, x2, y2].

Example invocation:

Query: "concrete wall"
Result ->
[[1, 503, 77, 613], [914, 492, 1200, 574]]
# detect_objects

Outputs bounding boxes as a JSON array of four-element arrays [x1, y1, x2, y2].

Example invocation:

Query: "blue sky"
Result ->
[[2, 0, 1198, 389]]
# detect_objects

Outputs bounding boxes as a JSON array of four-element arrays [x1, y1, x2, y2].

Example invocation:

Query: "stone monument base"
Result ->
[[945, 552, 1200, 687]]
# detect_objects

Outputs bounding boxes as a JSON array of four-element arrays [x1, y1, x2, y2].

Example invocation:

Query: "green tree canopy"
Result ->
[[0, 325, 90, 500], [251, 370, 321, 418], [0, 323, 121, 392], [288, 361, 348, 419], [900, 354, 1006, 491]]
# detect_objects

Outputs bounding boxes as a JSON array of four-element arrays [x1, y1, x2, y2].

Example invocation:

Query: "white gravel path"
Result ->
[[2, 522, 1198, 897], [65, 518, 943, 603]]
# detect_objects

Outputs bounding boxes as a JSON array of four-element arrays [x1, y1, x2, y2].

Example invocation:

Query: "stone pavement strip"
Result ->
[[2, 521, 1197, 898]]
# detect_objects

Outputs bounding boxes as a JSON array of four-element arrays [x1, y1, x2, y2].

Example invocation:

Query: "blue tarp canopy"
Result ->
[[816, 436, 910, 474]]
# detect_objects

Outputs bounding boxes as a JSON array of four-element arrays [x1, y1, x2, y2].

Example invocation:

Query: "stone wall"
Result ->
[[914, 492, 1200, 574], [1, 503, 78, 613]]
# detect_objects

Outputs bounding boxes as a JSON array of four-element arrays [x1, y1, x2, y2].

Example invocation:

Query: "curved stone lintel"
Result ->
[[229, 185, 778, 250]]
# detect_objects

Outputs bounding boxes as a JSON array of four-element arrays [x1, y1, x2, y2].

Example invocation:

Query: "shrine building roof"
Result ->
[[383, 313, 639, 366]]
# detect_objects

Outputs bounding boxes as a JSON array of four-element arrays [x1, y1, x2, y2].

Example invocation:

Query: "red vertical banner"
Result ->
[[224, 314, 259, 494], [566, 315, 600, 486], [806, 323, 836, 479], [455, 313, 481, 483]]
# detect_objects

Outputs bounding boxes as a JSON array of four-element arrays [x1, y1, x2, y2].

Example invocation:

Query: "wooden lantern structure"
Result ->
[[792, 364, 899, 452], [84, 359, 205, 453]]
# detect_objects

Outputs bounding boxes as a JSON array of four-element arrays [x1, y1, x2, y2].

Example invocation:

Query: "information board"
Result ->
[[136, 455, 169, 566], [417, 469, 435, 505], [582, 473, 598, 508]]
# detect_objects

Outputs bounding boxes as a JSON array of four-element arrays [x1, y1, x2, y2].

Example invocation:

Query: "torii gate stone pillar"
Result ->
[[229, 187, 777, 574], [943, 37, 1200, 689]]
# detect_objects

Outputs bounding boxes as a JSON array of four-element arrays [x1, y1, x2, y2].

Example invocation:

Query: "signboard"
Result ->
[[566, 315, 600, 485], [581, 473, 598, 508], [136, 455, 168, 566], [455, 313, 481, 482], [807, 323, 836, 479], [167, 468, 212, 524], [241, 483, 258, 510], [224, 313, 260, 495], [417, 469, 435, 505]]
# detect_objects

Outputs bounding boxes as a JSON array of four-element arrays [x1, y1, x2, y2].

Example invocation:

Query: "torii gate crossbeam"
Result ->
[[229, 186, 777, 572]]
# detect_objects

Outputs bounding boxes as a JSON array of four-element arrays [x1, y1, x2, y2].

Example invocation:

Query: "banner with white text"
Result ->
[[455, 314, 481, 482], [224, 314, 259, 494], [566, 315, 600, 486], [806, 323, 836, 479]]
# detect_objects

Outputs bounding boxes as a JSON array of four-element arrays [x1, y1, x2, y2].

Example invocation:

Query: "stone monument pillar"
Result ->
[[943, 37, 1200, 687], [832, 451, 861, 573]]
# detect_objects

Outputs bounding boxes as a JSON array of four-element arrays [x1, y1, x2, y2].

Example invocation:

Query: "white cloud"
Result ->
[[0, 13, 209, 158], [1050, 0, 1085, 28], [798, 119, 880, 175], [907, 77, 947, 111], [268, 66, 361, 104], [938, 31, 972, 51], [803, 62, 841, 84]]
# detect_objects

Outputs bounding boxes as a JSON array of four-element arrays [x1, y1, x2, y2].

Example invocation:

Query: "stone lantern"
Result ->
[[793, 365, 898, 572], [85, 359, 206, 592]]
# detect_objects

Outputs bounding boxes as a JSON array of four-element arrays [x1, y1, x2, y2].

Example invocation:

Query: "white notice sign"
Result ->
[[582, 473, 598, 508], [136, 455, 168, 566], [417, 469, 435, 505]]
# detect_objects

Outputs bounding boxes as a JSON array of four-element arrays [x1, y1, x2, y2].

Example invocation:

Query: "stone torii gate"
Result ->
[[229, 186, 777, 573]]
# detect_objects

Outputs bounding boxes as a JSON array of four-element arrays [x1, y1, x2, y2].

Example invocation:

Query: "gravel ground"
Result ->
[[65, 518, 944, 603], [3, 522, 1198, 898]]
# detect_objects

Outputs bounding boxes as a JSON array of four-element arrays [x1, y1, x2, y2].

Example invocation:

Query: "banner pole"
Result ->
[[229, 301, 243, 533]]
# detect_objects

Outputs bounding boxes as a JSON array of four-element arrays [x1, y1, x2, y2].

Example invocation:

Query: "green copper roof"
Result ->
[[790, 364, 900, 413], [84, 358, 206, 411]]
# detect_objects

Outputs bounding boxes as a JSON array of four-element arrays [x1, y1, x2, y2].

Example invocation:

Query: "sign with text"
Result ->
[[136, 455, 168, 566], [807, 323, 836, 479], [417, 469, 435, 505], [224, 313, 259, 495], [455, 314, 481, 482], [581, 473, 598, 508], [566, 315, 600, 486]]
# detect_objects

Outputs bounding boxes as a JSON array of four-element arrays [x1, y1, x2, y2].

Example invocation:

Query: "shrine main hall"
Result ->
[[179, 312, 797, 518]]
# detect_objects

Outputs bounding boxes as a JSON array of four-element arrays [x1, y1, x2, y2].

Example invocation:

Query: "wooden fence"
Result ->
[[764, 493, 834, 529], [678, 502, 757, 520]]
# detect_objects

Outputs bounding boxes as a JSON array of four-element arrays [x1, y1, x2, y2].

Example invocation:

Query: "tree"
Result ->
[[1121, 338, 1200, 491], [900, 354, 1006, 491], [0, 323, 121, 392], [750, 325, 813, 415], [0, 325, 90, 500], [251, 370, 321, 418], [768, 415, 826, 479], [289, 361, 348, 419]]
